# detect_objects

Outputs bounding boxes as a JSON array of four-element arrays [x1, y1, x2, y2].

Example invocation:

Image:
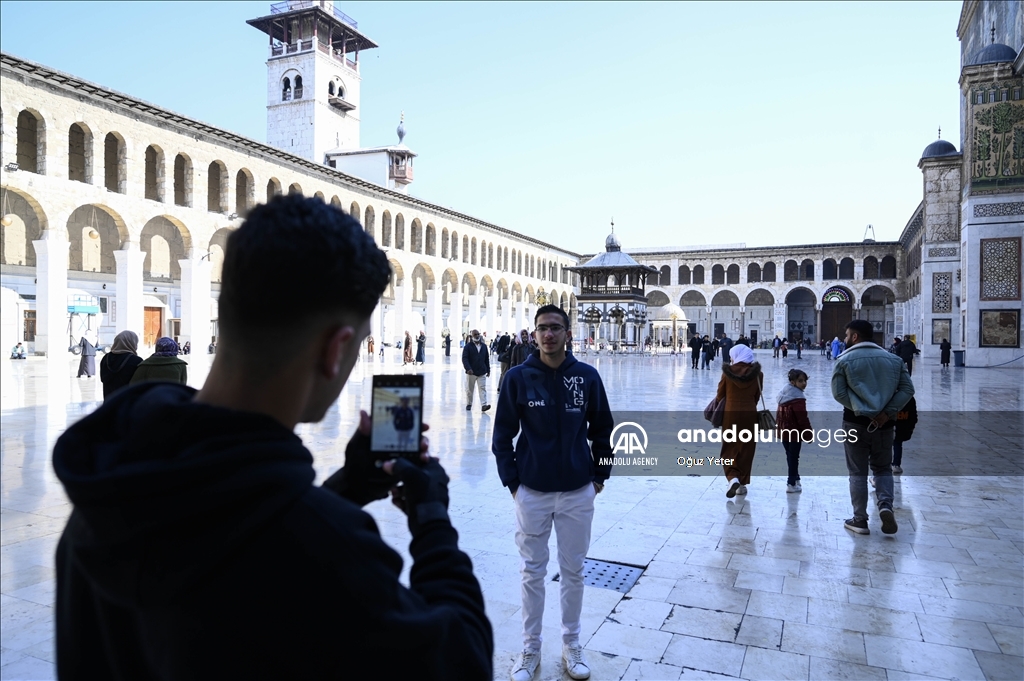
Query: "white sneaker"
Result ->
[[736, 484, 748, 495], [562, 643, 591, 680], [786, 484, 801, 493], [726, 479, 741, 498], [511, 650, 540, 681], [795, 481, 802, 491]]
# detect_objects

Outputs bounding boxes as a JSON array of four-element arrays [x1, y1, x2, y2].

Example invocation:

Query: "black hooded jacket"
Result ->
[[53, 383, 492, 680]]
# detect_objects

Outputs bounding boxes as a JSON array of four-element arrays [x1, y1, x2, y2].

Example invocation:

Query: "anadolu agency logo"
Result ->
[[609, 422, 648, 455]]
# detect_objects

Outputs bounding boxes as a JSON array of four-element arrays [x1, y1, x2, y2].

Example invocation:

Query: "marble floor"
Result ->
[[1, 348, 1022, 681]]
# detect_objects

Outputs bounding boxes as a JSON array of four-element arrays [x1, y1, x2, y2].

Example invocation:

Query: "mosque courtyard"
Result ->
[[1, 348, 1022, 681]]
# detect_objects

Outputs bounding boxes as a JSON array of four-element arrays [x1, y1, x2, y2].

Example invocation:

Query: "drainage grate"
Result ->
[[553, 558, 645, 594]]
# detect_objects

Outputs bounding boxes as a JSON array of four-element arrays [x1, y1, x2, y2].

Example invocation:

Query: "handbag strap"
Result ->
[[757, 373, 768, 411]]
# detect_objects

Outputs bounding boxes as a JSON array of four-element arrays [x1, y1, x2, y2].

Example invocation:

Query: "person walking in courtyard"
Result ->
[[510, 329, 533, 368], [366, 336, 374, 357], [830, 335, 842, 360], [76, 333, 97, 378], [897, 335, 919, 376], [776, 368, 812, 493], [443, 332, 452, 358], [52, 194, 492, 679], [772, 335, 782, 358], [939, 338, 951, 368], [701, 335, 714, 370], [99, 330, 143, 400], [781, 340, 789, 359], [403, 330, 414, 365], [892, 396, 917, 474], [415, 331, 426, 365], [462, 328, 491, 412], [831, 319, 914, 536], [130, 337, 188, 385], [819, 339, 826, 356], [688, 333, 702, 368], [719, 334, 734, 365], [493, 304, 614, 681], [717, 344, 763, 498]]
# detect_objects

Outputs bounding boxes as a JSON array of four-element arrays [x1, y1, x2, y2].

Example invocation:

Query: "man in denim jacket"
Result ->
[[831, 319, 914, 535]]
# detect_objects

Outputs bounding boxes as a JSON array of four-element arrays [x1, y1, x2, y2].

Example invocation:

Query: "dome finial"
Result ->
[[397, 112, 406, 144], [991, 23, 996, 44], [938, 126, 941, 140]]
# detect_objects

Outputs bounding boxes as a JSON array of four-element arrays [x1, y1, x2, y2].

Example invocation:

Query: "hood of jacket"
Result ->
[[53, 383, 314, 609], [521, 350, 578, 374], [776, 383, 805, 406], [140, 355, 187, 366], [722, 361, 761, 384]]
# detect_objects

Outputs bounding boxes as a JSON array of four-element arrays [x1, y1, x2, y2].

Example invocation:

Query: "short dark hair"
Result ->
[[845, 319, 874, 342], [788, 369, 808, 382], [534, 304, 569, 328], [219, 194, 389, 341]]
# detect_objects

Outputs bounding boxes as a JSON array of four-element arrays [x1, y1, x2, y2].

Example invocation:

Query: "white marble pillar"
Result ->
[[449, 292, 463, 341], [178, 255, 212, 348], [500, 298, 512, 335], [32, 229, 69, 357], [514, 300, 525, 333], [467, 293, 481, 331], [114, 242, 144, 336], [773, 303, 787, 339], [425, 288, 442, 349], [485, 294, 497, 336], [394, 284, 413, 339], [370, 301, 383, 346]]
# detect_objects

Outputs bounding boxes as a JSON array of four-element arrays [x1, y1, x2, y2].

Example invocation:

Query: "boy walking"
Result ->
[[493, 305, 614, 681]]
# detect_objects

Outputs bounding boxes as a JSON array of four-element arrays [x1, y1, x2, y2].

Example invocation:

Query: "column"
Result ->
[[178, 255, 212, 348], [32, 229, 69, 358], [485, 293, 497, 336], [815, 305, 822, 343], [425, 288, 442, 349], [449, 291, 463, 341], [370, 301, 383, 346], [394, 283, 413, 338], [114, 242, 144, 336], [500, 297, 512, 335], [773, 303, 787, 340], [467, 293, 481, 331]]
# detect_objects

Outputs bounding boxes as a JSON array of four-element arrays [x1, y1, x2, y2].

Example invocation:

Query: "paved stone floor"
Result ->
[[1, 348, 1022, 680]]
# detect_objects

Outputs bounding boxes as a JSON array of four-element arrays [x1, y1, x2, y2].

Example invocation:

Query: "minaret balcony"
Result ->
[[389, 165, 413, 182]]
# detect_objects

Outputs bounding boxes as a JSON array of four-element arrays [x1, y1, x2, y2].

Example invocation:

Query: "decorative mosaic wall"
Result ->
[[968, 81, 1024, 191], [928, 247, 958, 258], [973, 202, 1024, 218], [980, 237, 1021, 301], [932, 272, 953, 313]]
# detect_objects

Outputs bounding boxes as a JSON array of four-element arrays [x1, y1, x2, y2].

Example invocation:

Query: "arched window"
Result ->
[[462, 236, 469, 263], [235, 169, 254, 216], [471, 238, 478, 265], [328, 82, 335, 96], [294, 75, 303, 99], [451, 231, 459, 261], [784, 260, 798, 281], [711, 264, 725, 285], [800, 259, 814, 280], [104, 133, 125, 193], [426, 224, 436, 256], [68, 123, 91, 183], [382, 211, 392, 247], [839, 257, 855, 279], [144, 145, 164, 202], [747, 263, 761, 282], [282, 77, 291, 101], [880, 255, 897, 278], [692, 265, 705, 285], [726, 264, 739, 284], [822, 258, 838, 280], [762, 262, 776, 282], [395, 214, 405, 250], [411, 219, 422, 253], [16, 110, 44, 174], [364, 206, 375, 239], [441, 228, 449, 259], [864, 256, 879, 279], [288, 182, 302, 195], [678, 265, 691, 285], [174, 154, 193, 207], [266, 177, 282, 202], [207, 161, 227, 213]]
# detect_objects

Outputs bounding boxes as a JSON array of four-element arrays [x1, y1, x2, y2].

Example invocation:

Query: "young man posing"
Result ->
[[462, 328, 491, 412], [52, 195, 492, 680], [492, 305, 614, 681]]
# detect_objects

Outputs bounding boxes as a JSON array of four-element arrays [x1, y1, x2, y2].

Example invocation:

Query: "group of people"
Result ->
[[687, 333, 738, 370], [712, 319, 916, 536]]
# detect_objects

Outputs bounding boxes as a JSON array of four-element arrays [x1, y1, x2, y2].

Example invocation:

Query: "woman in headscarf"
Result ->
[[76, 332, 97, 378], [716, 343, 763, 498], [130, 336, 188, 385], [403, 331, 414, 365], [415, 331, 426, 365], [99, 330, 143, 399]]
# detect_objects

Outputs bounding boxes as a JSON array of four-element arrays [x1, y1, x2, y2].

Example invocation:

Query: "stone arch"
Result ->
[[784, 259, 799, 281], [799, 258, 814, 280], [511, 282, 523, 305], [103, 131, 126, 193], [266, 177, 282, 203], [746, 263, 761, 282], [395, 213, 405, 250], [863, 256, 879, 279], [441, 227, 449, 259], [426, 223, 436, 257], [692, 265, 705, 285], [821, 285, 853, 303], [711, 264, 726, 285], [678, 265, 691, 285], [461, 271, 478, 298], [762, 261, 777, 282], [175, 153, 194, 207], [712, 290, 740, 306], [411, 263, 434, 302], [288, 182, 302, 195], [785, 286, 817, 343], [823, 258, 838, 280], [496, 278, 509, 301], [480, 275, 494, 300], [679, 290, 707, 306], [744, 288, 775, 306], [207, 160, 229, 213], [381, 210, 392, 247], [235, 168, 254, 216], [658, 265, 671, 286], [143, 144, 165, 202], [839, 257, 855, 279], [382, 258, 404, 301], [350, 200, 359, 218], [471, 237, 478, 265], [1, 187, 48, 267], [451, 231, 459, 261], [646, 290, 671, 306], [410, 218, 423, 254], [861, 285, 895, 343], [363, 205, 375, 239], [208, 227, 232, 283], [441, 268, 458, 304], [140, 215, 190, 280], [68, 122, 94, 184], [66, 204, 129, 274], [525, 284, 535, 304], [727, 264, 740, 285], [314, 191, 325, 202], [560, 292, 568, 311], [462, 235, 469, 263], [861, 284, 895, 306], [330, 195, 342, 209], [488, 242, 494, 269], [880, 255, 897, 279], [16, 109, 45, 174]]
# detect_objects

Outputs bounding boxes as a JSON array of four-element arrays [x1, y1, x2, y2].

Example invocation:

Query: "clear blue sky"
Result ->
[[0, 1, 963, 253]]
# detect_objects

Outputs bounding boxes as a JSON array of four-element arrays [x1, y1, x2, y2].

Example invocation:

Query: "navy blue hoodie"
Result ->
[[492, 351, 614, 494], [52, 383, 492, 681]]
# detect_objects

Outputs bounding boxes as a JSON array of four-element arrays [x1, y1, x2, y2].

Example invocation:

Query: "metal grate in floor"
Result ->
[[553, 558, 645, 594]]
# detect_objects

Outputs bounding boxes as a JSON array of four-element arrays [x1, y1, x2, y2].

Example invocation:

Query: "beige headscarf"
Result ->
[[110, 330, 139, 355]]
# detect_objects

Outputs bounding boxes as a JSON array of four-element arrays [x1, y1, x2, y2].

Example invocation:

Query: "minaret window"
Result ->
[[294, 76, 303, 99], [282, 77, 291, 101], [328, 82, 335, 96]]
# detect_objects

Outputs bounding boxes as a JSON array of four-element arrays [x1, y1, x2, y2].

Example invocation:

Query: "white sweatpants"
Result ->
[[465, 373, 488, 407], [514, 483, 596, 652]]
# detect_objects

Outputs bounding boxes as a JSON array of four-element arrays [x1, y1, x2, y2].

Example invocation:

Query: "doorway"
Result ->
[[144, 307, 163, 346]]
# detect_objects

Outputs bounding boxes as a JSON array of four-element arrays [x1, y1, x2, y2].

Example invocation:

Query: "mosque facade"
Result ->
[[1, 1, 1021, 368]]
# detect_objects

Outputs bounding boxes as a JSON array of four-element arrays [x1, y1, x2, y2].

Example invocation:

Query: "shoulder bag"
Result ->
[[757, 374, 776, 431], [704, 396, 725, 428]]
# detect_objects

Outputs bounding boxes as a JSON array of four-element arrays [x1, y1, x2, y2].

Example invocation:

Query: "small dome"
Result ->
[[605, 231, 621, 251], [921, 139, 958, 159], [970, 43, 1018, 66]]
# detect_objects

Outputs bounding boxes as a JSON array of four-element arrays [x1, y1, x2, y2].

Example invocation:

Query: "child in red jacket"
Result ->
[[776, 369, 813, 493]]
